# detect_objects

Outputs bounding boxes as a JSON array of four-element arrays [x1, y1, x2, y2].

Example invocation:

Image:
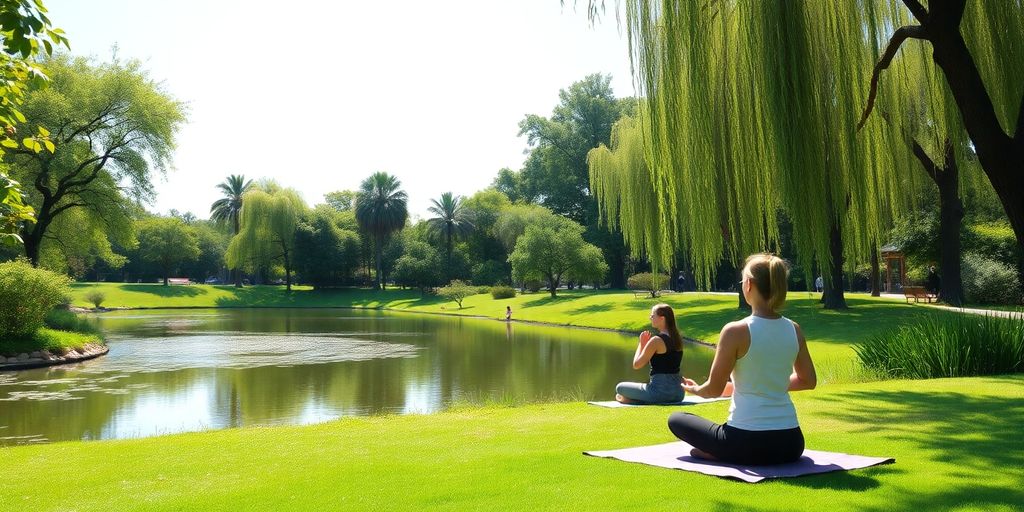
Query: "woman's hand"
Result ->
[[639, 330, 652, 345], [682, 378, 700, 395]]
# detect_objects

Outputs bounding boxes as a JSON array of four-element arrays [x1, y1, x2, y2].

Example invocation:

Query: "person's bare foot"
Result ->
[[615, 393, 638, 404], [690, 448, 718, 460]]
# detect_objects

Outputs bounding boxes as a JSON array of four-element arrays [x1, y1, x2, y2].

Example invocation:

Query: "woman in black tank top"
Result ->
[[614, 304, 686, 404]]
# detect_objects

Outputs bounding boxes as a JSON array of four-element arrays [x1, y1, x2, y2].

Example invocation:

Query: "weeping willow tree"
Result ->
[[590, 1, 905, 309], [225, 188, 307, 291], [862, 0, 1024, 285]]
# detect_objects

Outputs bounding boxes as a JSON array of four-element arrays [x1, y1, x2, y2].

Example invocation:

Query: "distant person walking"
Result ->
[[677, 271, 687, 292], [926, 266, 941, 298], [814, 275, 823, 293], [505, 306, 512, 321]]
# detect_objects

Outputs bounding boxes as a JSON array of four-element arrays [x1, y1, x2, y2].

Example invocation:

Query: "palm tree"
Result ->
[[210, 174, 253, 287], [425, 192, 474, 280], [354, 172, 408, 290]]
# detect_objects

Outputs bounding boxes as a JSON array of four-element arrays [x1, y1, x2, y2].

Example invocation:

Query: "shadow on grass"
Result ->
[[523, 294, 591, 308], [119, 284, 205, 298], [827, 387, 1024, 471]]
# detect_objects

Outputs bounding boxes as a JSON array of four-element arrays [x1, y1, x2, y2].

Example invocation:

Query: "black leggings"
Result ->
[[667, 412, 804, 465]]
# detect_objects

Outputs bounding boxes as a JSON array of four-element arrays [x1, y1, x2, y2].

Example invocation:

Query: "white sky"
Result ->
[[47, 0, 635, 220]]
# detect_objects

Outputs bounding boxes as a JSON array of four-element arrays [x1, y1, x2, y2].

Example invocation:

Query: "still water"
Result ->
[[0, 309, 714, 445]]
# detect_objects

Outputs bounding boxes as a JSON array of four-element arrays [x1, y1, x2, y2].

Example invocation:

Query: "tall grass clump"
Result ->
[[855, 313, 1024, 379]]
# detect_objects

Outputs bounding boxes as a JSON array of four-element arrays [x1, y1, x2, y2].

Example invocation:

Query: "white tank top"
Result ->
[[726, 315, 800, 431]]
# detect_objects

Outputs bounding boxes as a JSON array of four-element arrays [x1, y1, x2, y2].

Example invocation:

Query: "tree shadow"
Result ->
[[119, 284, 204, 298], [523, 294, 590, 307], [825, 387, 1024, 471]]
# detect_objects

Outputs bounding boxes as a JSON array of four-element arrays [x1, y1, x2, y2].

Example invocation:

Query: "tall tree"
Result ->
[[136, 216, 200, 286], [354, 172, 408, 290], [324, 190, 357, 212], [508, 215, 604, 298], [425, 191, 474, 280], [210, 174, 253, 287], [6, 54, 185, 267], [225, 188, 306, 291], [860, 1, 1024, 287]]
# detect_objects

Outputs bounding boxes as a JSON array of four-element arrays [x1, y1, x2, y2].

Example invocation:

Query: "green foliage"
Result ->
[[965, 222, 1020, 270], [961, 253, 1023, 305], [0, 0, 69, 135], [294, 206, 361, 289], [178, 221, 229, 283], [136, 217, 200, 285], [437, 279, 476, 309], [324, 190, 357, 212], [627, 272, 670, 293], [569, 244, 608, 288], [84, 290, 104, 309], [226, 188, 307, 291], [0, 170, 33, 245], [490, 286, 516, 300], [493, 204, 558, 252], [856, 314, 1024, 379], [508, 215, 603, 297], [0, 258, 69, 337], [392, 240, 442, 292], [471, 259, 508, 286]]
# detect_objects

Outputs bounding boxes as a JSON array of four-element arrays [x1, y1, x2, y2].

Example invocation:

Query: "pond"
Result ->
[[0, 309, 714, 445]]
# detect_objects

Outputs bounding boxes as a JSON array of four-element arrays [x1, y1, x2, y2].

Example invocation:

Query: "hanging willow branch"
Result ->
[[858, 24, 928, 131]]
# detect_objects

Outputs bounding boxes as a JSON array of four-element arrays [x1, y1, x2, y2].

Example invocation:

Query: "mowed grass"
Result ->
[[1, 375, 1021, 512], [69, 283, 946, 371]]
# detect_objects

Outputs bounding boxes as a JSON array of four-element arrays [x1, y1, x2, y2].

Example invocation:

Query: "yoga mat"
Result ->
[[587, 396, 731, 408], [584, 441, 894, 483]]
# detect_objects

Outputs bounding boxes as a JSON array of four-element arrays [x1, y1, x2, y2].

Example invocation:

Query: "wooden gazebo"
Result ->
[[880, 245, 906, 293]]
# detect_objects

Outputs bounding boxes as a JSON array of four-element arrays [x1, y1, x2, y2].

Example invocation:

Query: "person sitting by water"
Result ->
[[670, 253, 816, 465], [614, 304, 686, 404]]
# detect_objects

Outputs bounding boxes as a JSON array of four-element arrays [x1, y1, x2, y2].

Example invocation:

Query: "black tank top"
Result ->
[[649, 332, 682, 375]]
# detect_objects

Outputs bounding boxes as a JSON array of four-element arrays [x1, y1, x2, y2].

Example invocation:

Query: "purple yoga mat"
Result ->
[[584, 441, 894, 483]]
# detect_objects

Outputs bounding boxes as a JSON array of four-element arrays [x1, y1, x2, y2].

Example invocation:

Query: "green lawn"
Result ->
[[70, 283, 946, 372], [2, 375, 1021, 511]]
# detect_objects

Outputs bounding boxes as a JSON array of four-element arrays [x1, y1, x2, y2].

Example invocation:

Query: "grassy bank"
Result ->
[[70, 283, 944, 368], [0, 327, 100, 356], [1, 375, 1021, 511]]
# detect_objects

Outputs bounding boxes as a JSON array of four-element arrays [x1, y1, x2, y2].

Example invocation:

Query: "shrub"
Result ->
[[962, 253, 1023, 305], [476, 286, 491, 295], [627, 272, 670, 294], [524, 279, 542, 293], [0, 259, 71, 337], [855, 313, 1024, 379], [437, 280, 477, 309], [85, 290, 106, 309], [491, 286, 516, 299]]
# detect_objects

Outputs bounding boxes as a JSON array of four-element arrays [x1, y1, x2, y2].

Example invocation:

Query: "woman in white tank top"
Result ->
[[669, 254, 817, 465]]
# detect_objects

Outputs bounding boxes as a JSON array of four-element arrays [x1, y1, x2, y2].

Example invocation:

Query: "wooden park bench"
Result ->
[[167, 277, 193, 286], [903, 286, 937, 303]]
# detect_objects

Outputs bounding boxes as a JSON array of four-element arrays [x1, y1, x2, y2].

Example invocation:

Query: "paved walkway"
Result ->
[[880, 292, 1023, 319]]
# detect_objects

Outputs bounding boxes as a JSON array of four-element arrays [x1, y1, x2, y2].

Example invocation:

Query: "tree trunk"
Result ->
[[548, 274, 558, 298], [936, 154, 964, 307], [163, 275, 169, 286], [870, 243, 881, 297], [375, 235, 384, 290], [912, 140, 965, 306], [822, 219, 848, 309], [925, 6, 1024, 288], [233, 215, 242, 288]]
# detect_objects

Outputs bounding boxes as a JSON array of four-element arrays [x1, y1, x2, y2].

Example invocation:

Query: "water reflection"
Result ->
[[0, 309, 714, 445]]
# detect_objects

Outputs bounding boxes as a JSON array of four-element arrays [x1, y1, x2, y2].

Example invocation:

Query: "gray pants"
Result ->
[[616, 373, 684, 403]]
